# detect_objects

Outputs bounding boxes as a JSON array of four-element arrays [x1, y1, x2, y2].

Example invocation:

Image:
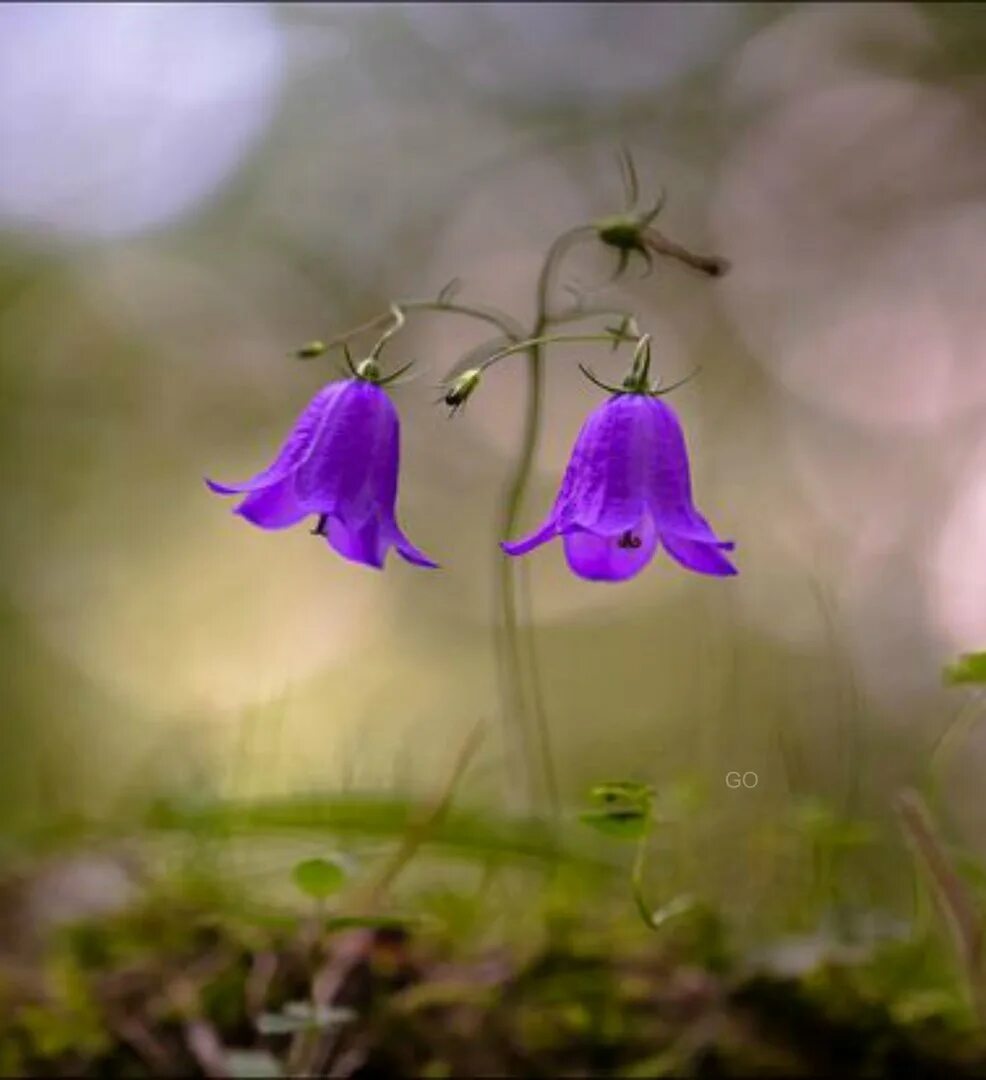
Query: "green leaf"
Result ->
[[588, 780, 653, 807], [291, 857, 345, 900], [944, 652, 986, 686], [579, 808, 648, 839]]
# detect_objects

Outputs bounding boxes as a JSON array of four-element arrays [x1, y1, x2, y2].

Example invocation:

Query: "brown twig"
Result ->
[[644, 228, 730, 277]]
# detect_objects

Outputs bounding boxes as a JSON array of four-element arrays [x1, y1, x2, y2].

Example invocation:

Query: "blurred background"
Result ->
[[1, 0, 985, 911]]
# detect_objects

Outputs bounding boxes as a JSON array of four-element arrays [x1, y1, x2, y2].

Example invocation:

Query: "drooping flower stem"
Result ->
[[478, 332, 637, 371], [321, 298, 525, 356]]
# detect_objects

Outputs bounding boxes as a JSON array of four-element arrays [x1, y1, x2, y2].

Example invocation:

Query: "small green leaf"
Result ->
[[579, 808, 648, 839], [291, 857, 346, 900], [944, 652, 986, 686], [589, 780, 652, 805]]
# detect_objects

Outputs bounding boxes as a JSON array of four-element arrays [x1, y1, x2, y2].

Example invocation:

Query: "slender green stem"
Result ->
[[549, 304, 640, 328], [479, 331, 635, 372], [323, 298, 525, 354], [494, 225, 596, 820]]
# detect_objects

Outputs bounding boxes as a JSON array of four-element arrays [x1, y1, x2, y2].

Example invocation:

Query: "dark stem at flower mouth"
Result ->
[[618, 530, 643, 550], [310, 514, 329, 537]]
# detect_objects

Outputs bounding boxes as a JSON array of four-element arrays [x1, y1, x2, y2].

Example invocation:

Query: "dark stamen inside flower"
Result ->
[[618, 530, 642, 549], [310, 514, 329, 537]]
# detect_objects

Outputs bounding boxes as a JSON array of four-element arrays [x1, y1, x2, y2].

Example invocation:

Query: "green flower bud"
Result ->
[[294, 340, 327, 360], [595, 214, 647, 254], [356, 357, 381, 382], [441, 367, 483, 416]]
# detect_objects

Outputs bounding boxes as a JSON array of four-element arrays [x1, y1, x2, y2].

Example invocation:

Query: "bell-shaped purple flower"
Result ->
[[207, 379, 438, 571], [501, 394, 736, 582]]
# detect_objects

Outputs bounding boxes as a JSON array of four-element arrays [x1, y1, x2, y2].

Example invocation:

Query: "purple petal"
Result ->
[[387, 522, 440, 569], [295, 382, 399, 524], [325, 514, 386, 569], [206, 382, 346, 496], [501, 517, 558, 557], [323, 512, 438, 571], [234, 477, 308, 530], [562, 515, 658, 582], [638, 398, 722, 543], [661, 532, 738, 577], [553, 397, 649, 533]]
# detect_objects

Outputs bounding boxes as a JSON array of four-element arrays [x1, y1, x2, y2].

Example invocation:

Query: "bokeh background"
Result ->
[[1, 0, 985, 893]]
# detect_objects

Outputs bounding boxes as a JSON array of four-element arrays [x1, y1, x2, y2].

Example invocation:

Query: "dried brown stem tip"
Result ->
[[644, 229, 731, 278]]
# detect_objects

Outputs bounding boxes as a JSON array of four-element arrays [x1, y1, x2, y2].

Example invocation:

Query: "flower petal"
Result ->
[[661, 532, 738, 577], [639, 398, 722, 543], [234, 477, 308, 530], [387, 522, 440, 569], [562, 515, 658, 582], [325, 514, 386, 570], [295, 382, 399, 524], [206, 382, 346, 496], [554, 397, 649, 533], [501, 517, 558, 557]]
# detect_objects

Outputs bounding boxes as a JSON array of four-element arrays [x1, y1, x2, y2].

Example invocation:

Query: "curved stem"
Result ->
[[323, 299, 525, 354], [549, 304, 640, 328], [494, 225, 596, 820], [368, 304, 405, 361], [478, 332, 636, 373]]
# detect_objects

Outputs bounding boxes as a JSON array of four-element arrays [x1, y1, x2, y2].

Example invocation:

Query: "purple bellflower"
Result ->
[[207, 373, 438, 571], [501, 346, 736, 583]]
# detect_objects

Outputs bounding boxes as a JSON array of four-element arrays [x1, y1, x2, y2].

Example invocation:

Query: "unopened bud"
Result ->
[[294, 340, 327, 360], [442, 367, 483, 416], [356, 357, 381, 382], [594, 214, 645, 253]]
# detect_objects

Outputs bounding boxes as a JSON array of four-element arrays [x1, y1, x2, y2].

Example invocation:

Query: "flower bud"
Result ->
[[356, 357, 382, 382], [441, 367, 482, 416], [294, 340, 327, 360], [594, 214, 646, 254]]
